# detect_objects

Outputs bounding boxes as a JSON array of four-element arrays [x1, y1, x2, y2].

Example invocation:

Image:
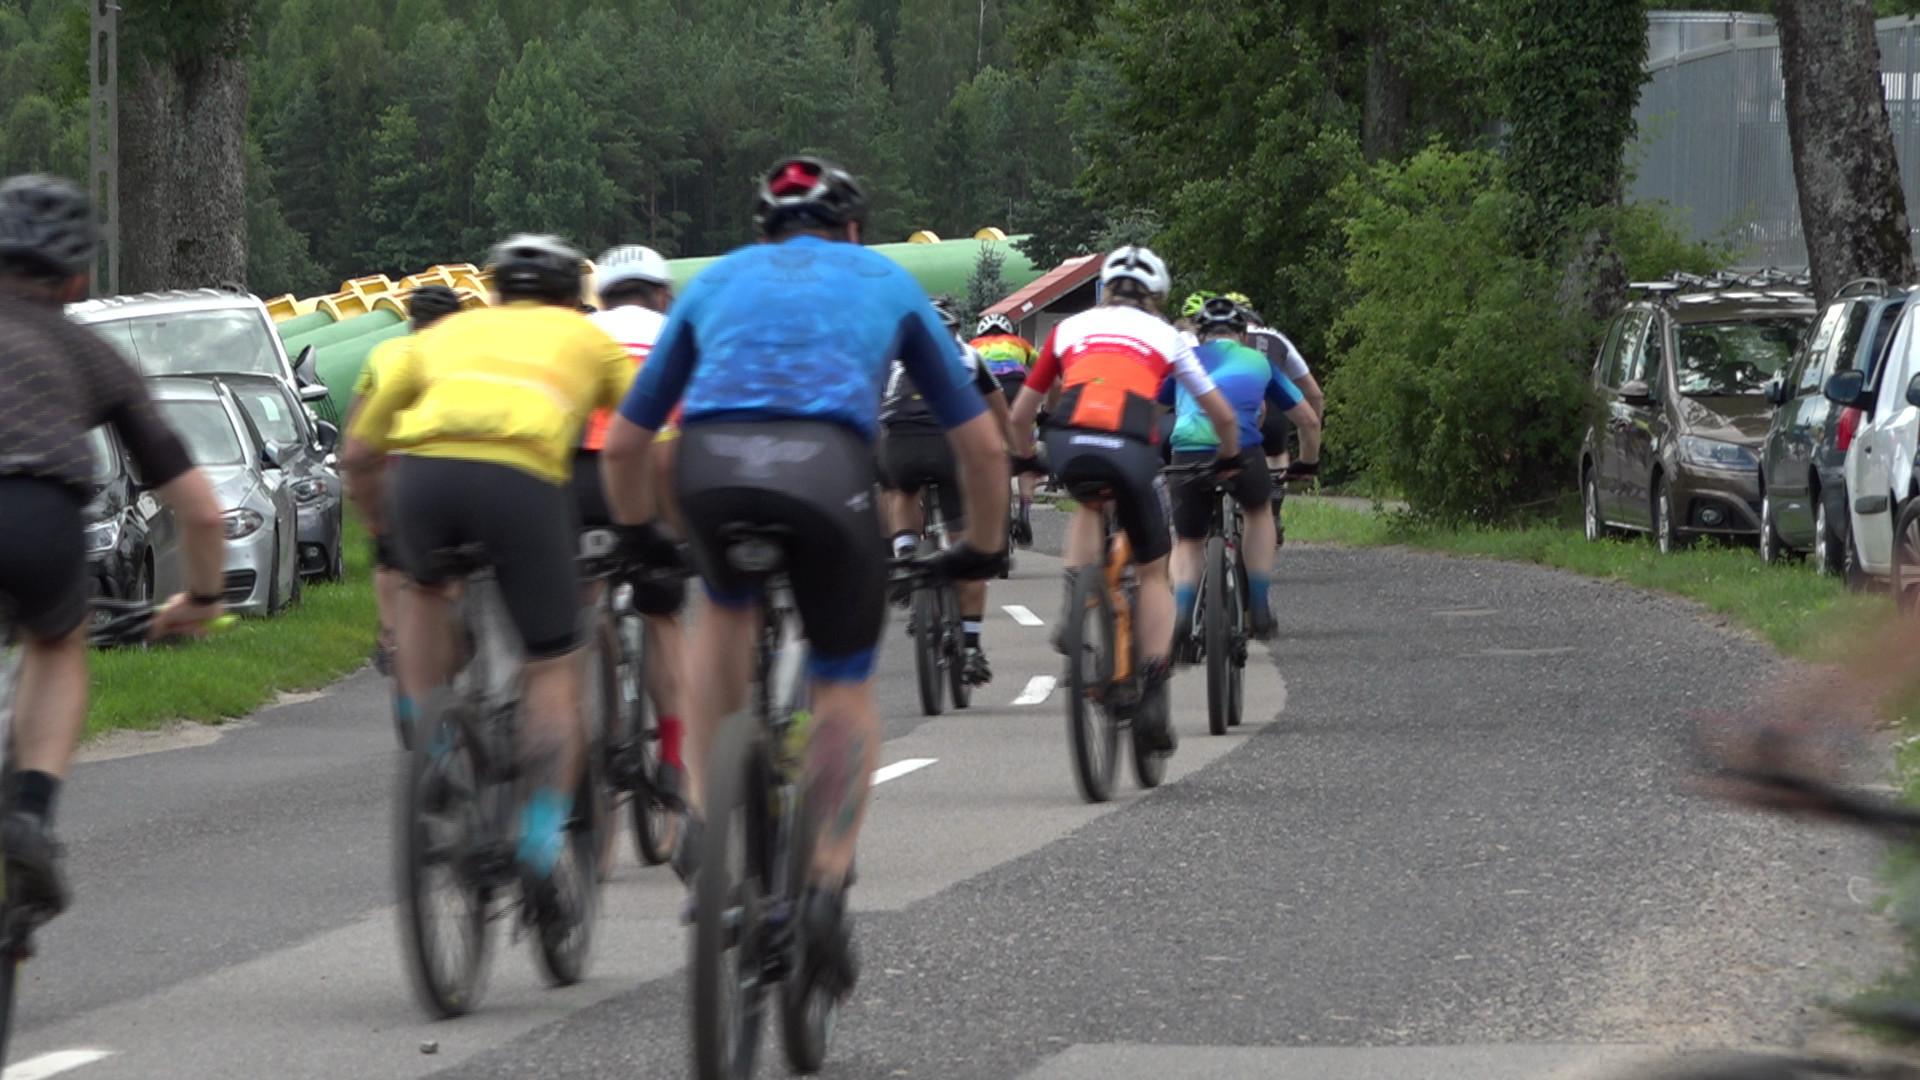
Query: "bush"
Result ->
[[1328, 147, 1592, 520]]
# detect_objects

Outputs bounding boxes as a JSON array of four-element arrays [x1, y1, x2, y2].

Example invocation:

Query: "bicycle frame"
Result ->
[[1102, 521, 1135, 685]]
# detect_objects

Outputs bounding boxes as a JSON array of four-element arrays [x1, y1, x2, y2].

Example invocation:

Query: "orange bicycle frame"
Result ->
[[1105, 516, 1133, 684]]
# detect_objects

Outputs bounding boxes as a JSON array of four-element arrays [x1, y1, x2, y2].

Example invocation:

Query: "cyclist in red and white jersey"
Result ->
[[1007, 245, 1239, 752]]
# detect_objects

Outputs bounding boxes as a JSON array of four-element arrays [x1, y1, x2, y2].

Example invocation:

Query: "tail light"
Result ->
[[1838, 406, 1864, 452]]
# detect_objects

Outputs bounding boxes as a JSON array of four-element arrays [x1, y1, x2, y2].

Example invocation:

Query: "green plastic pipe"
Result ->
[[666, 237, 1041, 299], [306, 321, 410, 426], [274, 310, 334, 337], [282, 309, 402, 355]]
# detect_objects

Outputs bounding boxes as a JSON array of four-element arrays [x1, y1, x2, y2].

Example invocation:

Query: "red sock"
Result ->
[[659, 715, 684, 769]]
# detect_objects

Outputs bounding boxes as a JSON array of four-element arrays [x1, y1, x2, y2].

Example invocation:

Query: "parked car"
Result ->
[[1757, 279, 1907, 575], [82, 424, 183, 610], [146, 378, 303, 616], [1827, 292, 1920, 592], [1581, 274, 1816, 552], [213, 373, 345, 580], [67, 287, 329, 411]]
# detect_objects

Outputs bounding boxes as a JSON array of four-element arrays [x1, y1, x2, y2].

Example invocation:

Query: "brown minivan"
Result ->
[[1580, 279, 1815, 552]]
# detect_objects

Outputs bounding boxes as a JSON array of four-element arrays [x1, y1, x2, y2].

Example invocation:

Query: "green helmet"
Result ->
[[1179, 291, 1216, 318], [1222, 291, 1252, 308]]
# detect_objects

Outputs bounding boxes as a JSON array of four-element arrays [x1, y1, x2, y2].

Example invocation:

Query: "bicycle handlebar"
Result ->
[[86, 599, 238, 649]]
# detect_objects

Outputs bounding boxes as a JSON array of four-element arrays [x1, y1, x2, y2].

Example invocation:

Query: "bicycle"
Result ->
[[0, 599, 233, 1066], [1053, 476, 1171, 803], [1166, 462, 1250, 737], [904, 485, 972, 716], [394, 544, 603, 1019], [576, 528, 678, 871], [689, 525, 930, 1079]]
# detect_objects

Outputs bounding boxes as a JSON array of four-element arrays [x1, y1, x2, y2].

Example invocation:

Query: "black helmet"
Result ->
[[1194, 295, 1247, 335], [0, 174, 98, 280], [406, 284, 462, 327], [753, 156, 868, 236], [488, 233, 583, 303], [929, 294, 963, 332]]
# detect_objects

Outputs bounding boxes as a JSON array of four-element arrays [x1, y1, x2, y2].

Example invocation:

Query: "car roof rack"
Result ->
[[1835, 277, 1893, 299], [1631, 268, 1813, 307]]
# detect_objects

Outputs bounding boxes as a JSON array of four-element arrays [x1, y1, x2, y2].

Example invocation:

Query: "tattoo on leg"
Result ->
[[804, 712, 868, 842]]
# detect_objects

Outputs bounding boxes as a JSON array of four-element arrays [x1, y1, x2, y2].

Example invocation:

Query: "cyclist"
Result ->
[[577, 244, 691, 805], [1007, 245, 1240, 753], [600, 154, 1009, 1006], [1164, 297, 1321, 645], [970, 312, 1041, 545], [343, 234, 634, 938], [0, 174, 229, 914], [1237, 300, 1324, 540], [879, 294, 1013, 687], [349, 284, 462, 730]]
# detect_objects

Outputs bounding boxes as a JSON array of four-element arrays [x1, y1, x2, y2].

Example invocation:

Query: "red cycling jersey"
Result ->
[[1025, 306, 1215, 441]]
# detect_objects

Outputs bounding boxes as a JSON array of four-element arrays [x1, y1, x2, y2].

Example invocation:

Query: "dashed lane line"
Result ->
[[3, 1050, 115, 1080], [1003, 604, 1045, 626], [1012, 675, 1056, 706], [872, 758, 937, 785]]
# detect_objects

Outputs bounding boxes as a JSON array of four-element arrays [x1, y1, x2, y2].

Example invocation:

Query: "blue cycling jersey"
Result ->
[[618, 235, 984, 441], [1159, 339, 1304, 451]]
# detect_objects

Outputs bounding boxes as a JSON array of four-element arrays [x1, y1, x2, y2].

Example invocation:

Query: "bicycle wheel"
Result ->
[[1062, 565, 1120, 803], [912, 586, 944, 716], [1204, 536, 1231, 737], [533, 747, 602, 987], [625, 618, 679, 867], [1228, 552, 1247, 728], [692, 712, 776, 1080], [396, 689, 492, 1019], [780, 787, 831, 1074], [0, 948, 15, 1068], [945, 585, 971, 710], [587, 615, 623, 879]]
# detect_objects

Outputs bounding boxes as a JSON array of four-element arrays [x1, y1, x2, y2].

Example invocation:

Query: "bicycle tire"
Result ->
[[624, 617, 678, 867], [912, 586, 944, 716], [533, 748, 602, 987], [1063, 564, 1119, 803], [587, 615, 623, 879], [396, 689, 492, 1019], [780, 787, 831, 1074], [0, 950, 15, 1068], [692, 712, 776, 1080], [945, 585, 971, 710], [1229, 548, 1246, 728], [1204, 536, 1230, 737]]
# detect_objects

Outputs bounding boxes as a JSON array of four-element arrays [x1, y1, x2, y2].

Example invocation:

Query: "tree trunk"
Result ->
[[119, 41, 249, 292], [1776, 0, 1913, 303], [1362, 26, 1410, 161]]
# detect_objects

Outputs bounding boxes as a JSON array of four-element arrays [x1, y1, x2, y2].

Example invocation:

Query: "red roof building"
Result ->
[[984, 253, 1102, 344]]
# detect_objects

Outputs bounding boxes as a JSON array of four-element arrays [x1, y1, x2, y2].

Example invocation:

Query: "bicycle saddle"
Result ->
[[427, 543, 493, 577], [716, 523, 793, 574], [1066, 480, 1115, 503]]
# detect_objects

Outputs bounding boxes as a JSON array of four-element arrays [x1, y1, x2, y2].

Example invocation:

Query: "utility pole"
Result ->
[[88, 0, 120, 297]]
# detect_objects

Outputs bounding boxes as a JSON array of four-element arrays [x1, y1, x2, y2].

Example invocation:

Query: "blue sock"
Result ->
[[396, 694, 416, 726], [1248, 573, 1271, 614], [1174, 582, 1197, 627], [516, 786, 572, 878]]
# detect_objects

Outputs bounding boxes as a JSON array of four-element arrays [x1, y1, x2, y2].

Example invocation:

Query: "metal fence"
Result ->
[[1630, 16, 1920, 270]]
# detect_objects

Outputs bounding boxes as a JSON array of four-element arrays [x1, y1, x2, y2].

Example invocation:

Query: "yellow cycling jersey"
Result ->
[[349, 302, 635, 485], [352, 335, 409, 401]]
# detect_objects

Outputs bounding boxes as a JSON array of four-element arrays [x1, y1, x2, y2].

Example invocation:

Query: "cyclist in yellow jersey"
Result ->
[[343, 235, 634, 934]]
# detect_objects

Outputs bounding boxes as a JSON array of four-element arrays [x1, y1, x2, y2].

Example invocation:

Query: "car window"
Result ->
[[1596, 314, 1629, 387], [87, 310, 283, 379], [1861, 299, 1907, 379], [1674, 316, 1809, 396], [1796, 303, 1848, 394], [228, 382, 302, 446], [85, 427, 116, 486], [1639, 316, 1666, 388], [1607, 310, 1649, 388], [155, 400, 246, 467], [1829, 301, 1873, 380]]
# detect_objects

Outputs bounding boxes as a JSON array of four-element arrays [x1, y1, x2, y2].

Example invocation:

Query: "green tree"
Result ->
[[476, 38, 617, 245], [364, 105, 447, 275]]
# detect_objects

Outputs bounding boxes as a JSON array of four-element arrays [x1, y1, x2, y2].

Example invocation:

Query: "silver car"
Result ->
[[214, 374, 345, 580], [147, 378, 303, 616], [67, 287, 332, 414]]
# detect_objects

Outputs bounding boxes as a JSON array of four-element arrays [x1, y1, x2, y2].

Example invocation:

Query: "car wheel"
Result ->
[[1814, 497, 1841, 576], [134, 553, 153, 603], [1845, 509, 1871, 592], [1759, 489, 1782, 565], [266, 531, 283, 614], [325, 530, 345, 582], [1894, 498, 1920, 615], [1654, 477, 1688, 554], [1583, 470, 1604, 542]]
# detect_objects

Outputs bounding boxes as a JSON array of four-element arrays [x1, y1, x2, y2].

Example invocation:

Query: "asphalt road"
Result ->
[[2, 514, 1896, 1080]]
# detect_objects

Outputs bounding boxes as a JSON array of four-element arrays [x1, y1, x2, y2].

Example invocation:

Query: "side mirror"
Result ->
[[1824, 368, 1873, 408], [1619, 379, 1655, 408], [299, 382, 331, 403], [1907, 373, 1920, 409], [315, 420, 339, 452], [260, 443, 283, 471], [293, 344, 318, 385], [1763, 378, 1787, 406]]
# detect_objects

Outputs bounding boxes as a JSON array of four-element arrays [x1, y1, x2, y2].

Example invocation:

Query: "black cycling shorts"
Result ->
[[386, 456, 582, 659], [1041, 427, 1172, 563], [675, 421, 887, 681], [0, 477, 87, 640], [1260, 406, 1293, 458], [570, 449, 613, 529], [996, 371, 1027, 407], [1169, 448, 1272, 541], [876, 429, 963, 529]]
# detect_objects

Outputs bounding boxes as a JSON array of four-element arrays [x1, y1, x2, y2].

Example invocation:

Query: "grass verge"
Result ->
[[86, 515, 377, 739]]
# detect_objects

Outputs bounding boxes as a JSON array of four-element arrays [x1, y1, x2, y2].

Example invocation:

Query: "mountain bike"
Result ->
[[690, 525, 933, 1079], [0, 599, 233, 1066], [1056, 478, 1170, 803], [1167, 462, 1249, 737], [576, 528, 677, 871], [905, 485, 970, 716], [395, 544, 602, 1019]]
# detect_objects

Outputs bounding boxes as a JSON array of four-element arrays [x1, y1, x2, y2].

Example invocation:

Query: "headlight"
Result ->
[[83, 519, 119, 553], [223, 508, 265, 539], [291, 478, 328, 503], [1678, 436, 1758, 471]]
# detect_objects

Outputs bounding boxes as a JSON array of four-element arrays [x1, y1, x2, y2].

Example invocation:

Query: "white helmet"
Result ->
[[1100, 245, 1170, 296], [596, 244, 672, 290], [976, 312, 1015, 337]]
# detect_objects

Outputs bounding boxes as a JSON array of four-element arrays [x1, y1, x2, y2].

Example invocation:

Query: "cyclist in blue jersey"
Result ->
[[599, 155, 1009, 1005], [1162, 297, 1321, 642]]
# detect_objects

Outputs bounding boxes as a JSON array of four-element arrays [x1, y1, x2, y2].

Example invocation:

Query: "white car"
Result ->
[[1830, 299, 1920, 580]]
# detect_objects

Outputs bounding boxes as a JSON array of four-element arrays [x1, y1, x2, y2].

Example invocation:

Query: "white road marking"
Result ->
[[3, 1050, 115, 1080], [1002, 604, 1044, 626], [1013, 675, 1056, 705], [872, 758, 937, 785]]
